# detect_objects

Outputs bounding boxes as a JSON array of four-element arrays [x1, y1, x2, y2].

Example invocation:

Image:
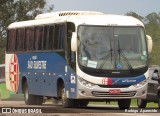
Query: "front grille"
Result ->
[[92, 91, 136, 97]]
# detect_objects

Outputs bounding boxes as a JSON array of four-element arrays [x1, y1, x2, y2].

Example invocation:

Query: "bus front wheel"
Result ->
[[118, 99, 131, 110]]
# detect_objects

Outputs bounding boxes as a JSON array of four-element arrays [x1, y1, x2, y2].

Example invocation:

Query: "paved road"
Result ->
[[0, 101, 160, 116]]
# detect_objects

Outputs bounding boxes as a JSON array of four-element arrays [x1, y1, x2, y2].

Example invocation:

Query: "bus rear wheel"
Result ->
[[118, 99, 131, 110], [24, 82, 43, 105]]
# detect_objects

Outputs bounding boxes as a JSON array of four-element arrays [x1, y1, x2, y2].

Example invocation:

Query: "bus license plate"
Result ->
[[109, 89, 121, 94]]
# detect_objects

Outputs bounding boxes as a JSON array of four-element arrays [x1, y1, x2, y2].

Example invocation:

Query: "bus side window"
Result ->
[[7, 29, 16, 52], [48, 26, 54, 49], [43, 26, 49, 50], [54, 24, 65, 50], [54, 25, 59, 49], [59, 25, 65, 49], [25, 27, 34, 51], [16, 28, 24, 51], [35, 26, 43, 50], [43, 25, 54, 50]]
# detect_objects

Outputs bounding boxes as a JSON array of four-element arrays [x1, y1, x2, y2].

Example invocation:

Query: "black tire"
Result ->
[[158, 92, 160, 109], [24, 82, 43, 105], [118, 99, 131, 110], [137, 99, 147, 108], [24, 82, 36, 105], [75, 100, 89, 107], [35, 95, 43, 105]]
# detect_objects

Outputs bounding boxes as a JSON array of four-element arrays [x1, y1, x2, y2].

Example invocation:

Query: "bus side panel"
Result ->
[[16, 52, 66, 97], [5, 52, 78, 98]]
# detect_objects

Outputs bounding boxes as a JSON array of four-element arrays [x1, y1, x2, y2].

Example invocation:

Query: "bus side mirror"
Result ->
[[71, 32, 77, 52], [146, 35, 152, 53]]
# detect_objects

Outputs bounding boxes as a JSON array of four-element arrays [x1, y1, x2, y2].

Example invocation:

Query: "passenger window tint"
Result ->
[[54, 24, 65, 49], [43, 26, 49, 50], [25, 28, 34, 51], [48, 26, 54, 49], [7, 29, 16, 52], [43, 25, 54, 50], [35, 26, 43, 50], [7, 23, 66, 52], [16, 29, 24, 51]]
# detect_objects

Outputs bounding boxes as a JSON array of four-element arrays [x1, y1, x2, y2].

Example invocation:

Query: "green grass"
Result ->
[[132, 99, 158, 107], [89, 99, 158, 108], [0, 83, 11, 99]]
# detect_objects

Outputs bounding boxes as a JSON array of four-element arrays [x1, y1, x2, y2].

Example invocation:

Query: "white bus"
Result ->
[[6, 11, 152, 109]]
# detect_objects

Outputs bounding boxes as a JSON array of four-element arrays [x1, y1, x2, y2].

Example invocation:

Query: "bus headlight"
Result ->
[[133, 79, 147, 88], [78, 76, 96, 88]]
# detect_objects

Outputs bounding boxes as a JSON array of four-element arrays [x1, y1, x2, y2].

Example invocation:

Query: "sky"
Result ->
[[47, 0, 160, 17]]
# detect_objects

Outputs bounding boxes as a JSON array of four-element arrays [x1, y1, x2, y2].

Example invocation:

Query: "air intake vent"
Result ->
[[59, 12, 80, 16], [92, 91, 136, 97]]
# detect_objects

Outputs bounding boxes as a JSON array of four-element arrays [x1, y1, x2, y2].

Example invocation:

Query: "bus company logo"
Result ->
[[9, 54, 19, 93], [102, 78, 112, 85], [2, 108, 11, 113]]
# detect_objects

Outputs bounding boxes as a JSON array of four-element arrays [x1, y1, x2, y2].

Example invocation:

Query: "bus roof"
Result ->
[[35, 11, 103, 19], [8, 11, 144, 29]]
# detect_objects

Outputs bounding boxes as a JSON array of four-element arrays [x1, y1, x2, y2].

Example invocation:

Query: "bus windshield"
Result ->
[[78, 25, 148, 70]]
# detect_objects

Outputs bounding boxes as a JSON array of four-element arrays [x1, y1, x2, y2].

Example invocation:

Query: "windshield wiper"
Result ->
[[99, 40, 113, 69], [117, 39, 133, 72]]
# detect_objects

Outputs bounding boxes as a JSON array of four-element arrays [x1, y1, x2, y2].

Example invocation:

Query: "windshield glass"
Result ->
[[78, 26, 148, 70]]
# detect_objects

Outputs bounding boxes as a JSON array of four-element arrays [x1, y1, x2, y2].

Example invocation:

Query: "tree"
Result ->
[[145, 12, 160, 40], [0, 0, 14, 39], [126, 11, 144, 21], [0, 0, 54, 63], [145, 12, 160, 66]]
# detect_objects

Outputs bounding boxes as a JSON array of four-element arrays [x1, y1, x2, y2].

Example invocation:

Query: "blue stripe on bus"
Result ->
[[111, 75, 146, 85]]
